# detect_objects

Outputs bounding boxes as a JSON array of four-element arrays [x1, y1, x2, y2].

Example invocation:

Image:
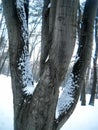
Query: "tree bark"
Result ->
[[95, 9, 98, 98], [3, 0, 97, 130], [40, 0, 50, 76], [55, 0, 98, 129], [81, 81, 86, 105], [2, 0, 33, 129], [89, 9, 98, 105], [89, 58, 97, 105]]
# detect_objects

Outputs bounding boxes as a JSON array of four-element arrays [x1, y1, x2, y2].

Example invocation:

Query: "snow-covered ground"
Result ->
[[61, 97, 98, 130], [0, 75, 13, 130], [0, 74, 98, 130]]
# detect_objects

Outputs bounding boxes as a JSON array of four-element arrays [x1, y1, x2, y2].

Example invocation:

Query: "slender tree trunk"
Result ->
[[89, 58, 97, 105], [81, 80, 86, 105], [95, 9, 98, 99], [80, 67, 91, 105], [89, 9, 98, 105], [77, 0, 81, 40], [40, 0, 50, 76]]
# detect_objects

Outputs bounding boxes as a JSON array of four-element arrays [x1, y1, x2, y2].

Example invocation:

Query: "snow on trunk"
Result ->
[[16, 0, 28, 44], [18, 45, 35, 95], [16, 0, 35, 95], [56, 73, 77, 118]]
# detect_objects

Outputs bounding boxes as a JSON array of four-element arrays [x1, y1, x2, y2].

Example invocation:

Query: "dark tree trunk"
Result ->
[[2, 0, 33, 130], [56, 1, 98, 129], [89, 9, 98, 105], [80, 67, 91, 105], [89, 58, 97, 105], [77, 0, 81, 40], [40, 0, 50, 76], [95, 9, 98, 99], [81, 81, 86, 105]]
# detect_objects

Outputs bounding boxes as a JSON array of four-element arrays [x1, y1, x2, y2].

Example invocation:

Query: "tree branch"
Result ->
[[55, 0, 98, 129]]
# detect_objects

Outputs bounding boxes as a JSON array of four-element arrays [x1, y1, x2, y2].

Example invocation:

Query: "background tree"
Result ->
[[89, 8, 98, 105], [0, 5, 9, 75]]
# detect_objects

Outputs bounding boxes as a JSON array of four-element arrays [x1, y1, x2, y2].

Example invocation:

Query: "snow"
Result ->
[[16, 0, 28, 44], [56, 74, 75, 118], [45, 55, 49, 63], [61, 96, 98, 130], [16, 0, 35, 95], [23, 81, 37, 95], [0, 74, 98, 130], [18, 45, 34, 95], [48, 3, 51, 8], [0, 75, 13, 130], [23, 85, 35, 95]]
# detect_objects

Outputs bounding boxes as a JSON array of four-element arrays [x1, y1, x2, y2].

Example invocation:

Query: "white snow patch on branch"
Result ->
[[45, 55, 49, 63], [56, 74, 76, 118], [16, 1, 35, 95], [23, 82, 37, 95], [48, 3, 51, 8], [16, 0, 28, 44], [96, 16, 98, 20], [18, 45, 34, 95]]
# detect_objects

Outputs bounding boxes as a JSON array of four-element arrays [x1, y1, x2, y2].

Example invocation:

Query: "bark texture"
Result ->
[[89, 58, 97, 105], [89, 9, 98, 105], [55, 0, 98, 129], [3, 0, 97, 130]]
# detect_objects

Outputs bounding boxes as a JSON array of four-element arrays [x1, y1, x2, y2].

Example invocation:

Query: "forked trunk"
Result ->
[[3, 0, 98, 130]]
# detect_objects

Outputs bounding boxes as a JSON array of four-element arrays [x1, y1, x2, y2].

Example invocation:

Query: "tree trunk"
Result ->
[[89, 58, 97, 105], [81, 81, 86, 105], [55, 0, 98, 129], [2, 0, 98, 130], [2, 0, 33, 129], [89, 9, 98, 105], [2, 0, 78, 129], [95, 9, 98, 99]]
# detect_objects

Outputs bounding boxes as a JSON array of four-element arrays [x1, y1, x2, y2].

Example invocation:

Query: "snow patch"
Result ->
[[96, 16, 98, 20], [23, 85, 35, 95], [56, 73, 76, 118], [16, 1, 35, 95], [16, 0, 28, 44], [48, 3, 51, 8], [45, 55, 49, 63], [18, 45, 34, 95], [23, 81, 37, 95]]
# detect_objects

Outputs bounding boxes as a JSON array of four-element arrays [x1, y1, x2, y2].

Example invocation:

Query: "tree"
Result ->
[[56, 1, 98, 129], [80, 80, 86, 105], [95, 9, 98, 98], [89, 9, 98, 105], [75, 0, 98, 107], [29, 0, 43, 58], [89, 57, 97, 105], [0, 5, 9, 75], [2, 0, 98, 130]]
